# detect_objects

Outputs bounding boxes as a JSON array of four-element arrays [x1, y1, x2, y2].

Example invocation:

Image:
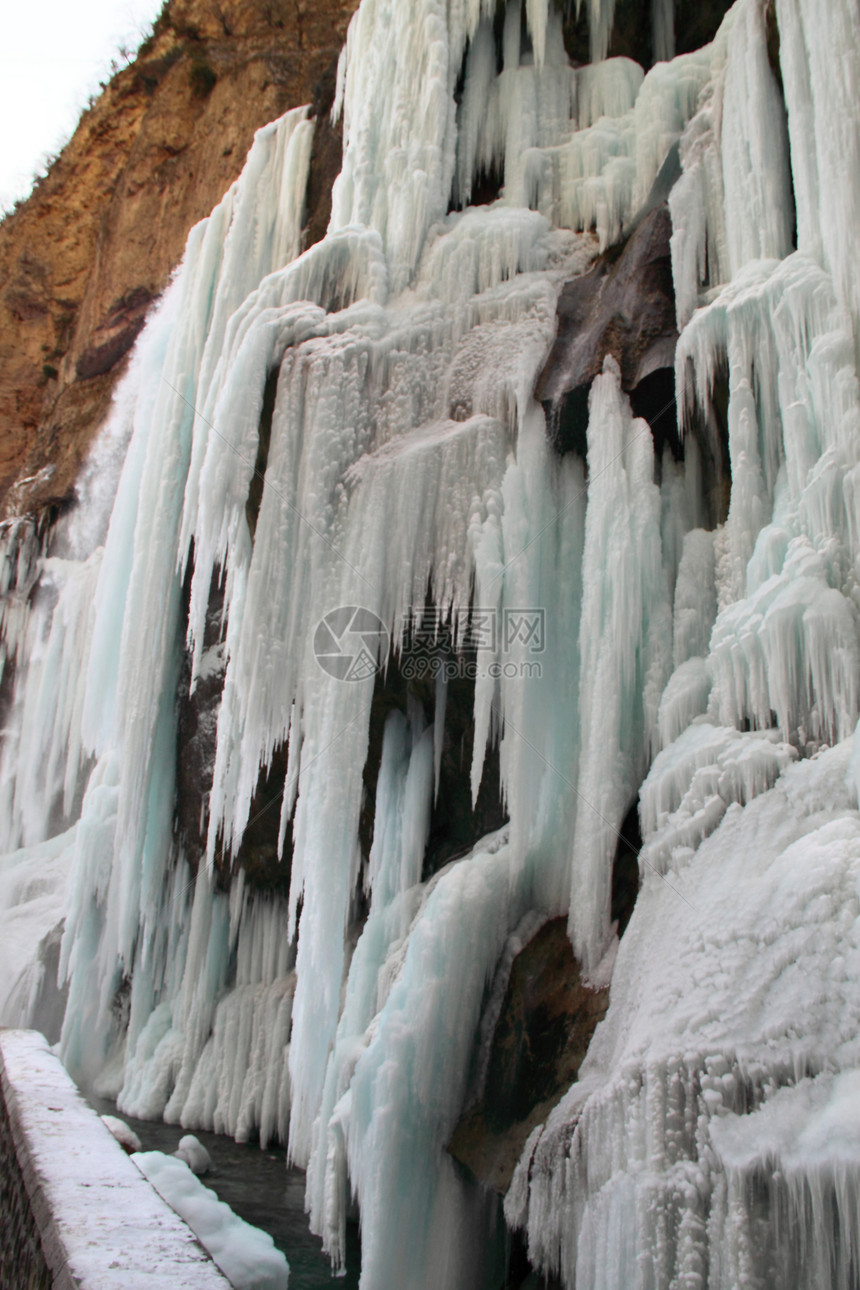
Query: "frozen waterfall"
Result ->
[[2, 0, 860, 1286]]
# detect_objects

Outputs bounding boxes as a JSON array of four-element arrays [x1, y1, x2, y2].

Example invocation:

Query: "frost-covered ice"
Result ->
[[0, 826, 75, 1036], [134, 1150, 289, 1289], [507, 739, 860, 1289], [1, 0, 860, 1287]]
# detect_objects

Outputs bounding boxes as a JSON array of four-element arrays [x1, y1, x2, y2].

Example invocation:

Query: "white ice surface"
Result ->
[[508, 739, 860, 1289]]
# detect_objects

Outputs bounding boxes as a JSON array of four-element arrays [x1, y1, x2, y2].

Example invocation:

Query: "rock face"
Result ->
[[538, 204, 679, 458], [0, 0, 730, 1244], [560, 0, 734, 67], [0, 0, 359, 518], [448, 918, 610, 1194]]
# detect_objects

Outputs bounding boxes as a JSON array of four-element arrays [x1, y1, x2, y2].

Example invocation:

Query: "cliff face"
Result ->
[[0, 0, 737, 522], [0, 0, 359, 519]]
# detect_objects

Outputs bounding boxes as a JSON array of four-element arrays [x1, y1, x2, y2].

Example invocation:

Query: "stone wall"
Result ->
[[0, 1068, 51, 1290], [0, 1029, 231, 1289]]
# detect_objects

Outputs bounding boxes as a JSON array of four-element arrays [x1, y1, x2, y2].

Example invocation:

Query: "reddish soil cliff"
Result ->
[[0, 0, 359, 518]]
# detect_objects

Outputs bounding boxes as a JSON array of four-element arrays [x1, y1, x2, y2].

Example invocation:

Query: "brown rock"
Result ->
[[0, 0, 360, 519], [538, 205, 678, 405], [537, 204, 680, 458], [448, 917, 609, 1195]]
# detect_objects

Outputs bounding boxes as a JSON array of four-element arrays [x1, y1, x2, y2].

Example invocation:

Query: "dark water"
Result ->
[[86, 1096, 361, 1288]]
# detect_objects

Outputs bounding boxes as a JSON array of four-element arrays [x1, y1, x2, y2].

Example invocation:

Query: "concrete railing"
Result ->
[[0, 1029, 231, 1288]]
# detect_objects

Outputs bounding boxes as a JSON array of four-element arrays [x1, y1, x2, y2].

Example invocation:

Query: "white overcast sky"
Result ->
[[1, 1, 165, 211]]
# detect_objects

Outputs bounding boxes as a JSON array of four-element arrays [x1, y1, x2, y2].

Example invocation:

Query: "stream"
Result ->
[[86, 1096, 361, 1288]]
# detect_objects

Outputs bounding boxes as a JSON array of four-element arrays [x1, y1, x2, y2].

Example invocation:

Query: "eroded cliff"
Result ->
[[0, 0, 359, 518]]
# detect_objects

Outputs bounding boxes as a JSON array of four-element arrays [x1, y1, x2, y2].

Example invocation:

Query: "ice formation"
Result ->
[[1, 0, 860, 1286]]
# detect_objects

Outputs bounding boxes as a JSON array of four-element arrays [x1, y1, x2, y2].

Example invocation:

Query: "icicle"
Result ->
[[651, 0, 675, 63], [580, 0, 617, 65], [775, 0, 860, 333], [667, 0, 793, 326], [525, 0, 550, 68], [677, 252, 860, 745], [329, 0, 460, 290], [324, 840, 520, 1290], [568, 358, 671, 973], [720, 0, 793, 278], [433, 671, 447, 801], [366, 710, 434, 907]]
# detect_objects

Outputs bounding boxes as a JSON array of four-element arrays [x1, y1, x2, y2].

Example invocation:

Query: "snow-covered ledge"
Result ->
[[0, 1029, 231, 1289]]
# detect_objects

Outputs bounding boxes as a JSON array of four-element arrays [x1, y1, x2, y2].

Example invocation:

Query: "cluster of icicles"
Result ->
[[2, 0, 860, 1286]]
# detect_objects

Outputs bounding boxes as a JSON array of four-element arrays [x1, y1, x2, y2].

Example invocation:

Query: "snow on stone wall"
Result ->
[[0, 1029, 231, 1289]]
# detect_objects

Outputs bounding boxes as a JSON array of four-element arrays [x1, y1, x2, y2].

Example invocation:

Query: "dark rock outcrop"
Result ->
[[539, 204, 679, 457], [360, 624, 509, 886], [674, 0, 737, 55], [448, 917, 609, 1194], [561, 0, 734, 68], [74, 288, 155, 380]]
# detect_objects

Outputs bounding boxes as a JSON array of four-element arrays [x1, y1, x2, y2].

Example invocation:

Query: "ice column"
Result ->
[[568, 359, 670, 973]]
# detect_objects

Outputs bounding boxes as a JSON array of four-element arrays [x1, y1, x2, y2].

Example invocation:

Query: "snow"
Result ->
[[1, 0, 860, 1286], [101, 1113, 142, 1153], [0, 1030, 232, 1288], [134, 1150, 289, 1290], [0, 828, 73, 1029], [174, 1133, 211, 1174]]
